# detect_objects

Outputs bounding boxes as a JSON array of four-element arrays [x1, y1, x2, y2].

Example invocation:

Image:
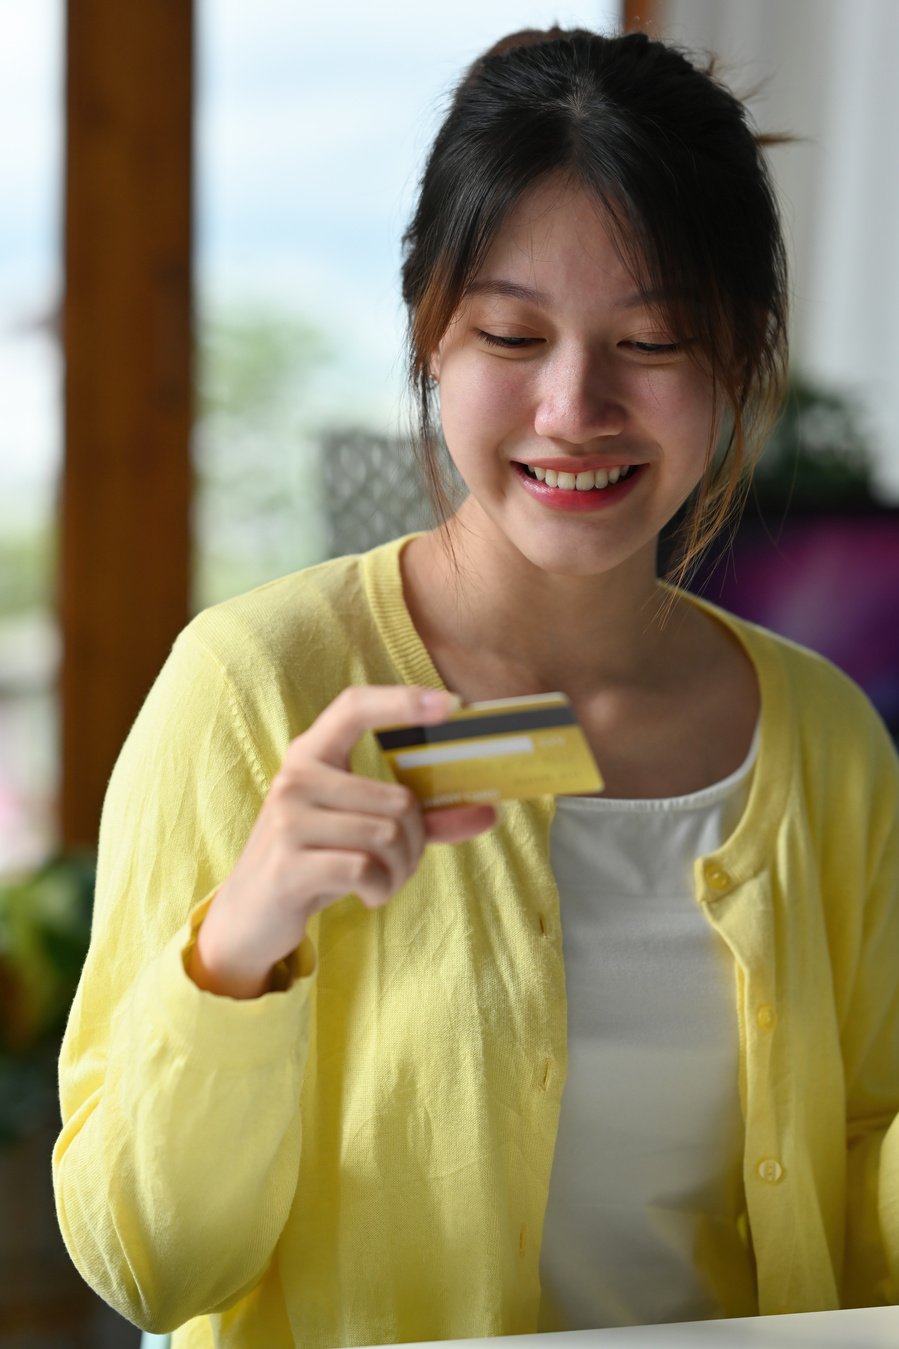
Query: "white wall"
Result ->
[[660, 0, 899, 500]]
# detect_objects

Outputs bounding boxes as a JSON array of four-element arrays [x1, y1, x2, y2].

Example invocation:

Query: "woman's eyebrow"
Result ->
[[464, 278, 549, 304], [464, 278, 672, 310], [620, 287, 672, 309]]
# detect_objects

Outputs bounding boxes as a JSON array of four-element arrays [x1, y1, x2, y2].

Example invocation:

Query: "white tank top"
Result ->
[[538, 724, 760, 1329]]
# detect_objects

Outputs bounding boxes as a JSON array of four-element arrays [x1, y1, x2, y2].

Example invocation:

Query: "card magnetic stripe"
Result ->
[[375, 704, 576, 751]]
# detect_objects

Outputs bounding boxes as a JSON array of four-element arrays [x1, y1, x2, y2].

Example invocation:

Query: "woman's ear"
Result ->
[[428, 352, 441, 384]]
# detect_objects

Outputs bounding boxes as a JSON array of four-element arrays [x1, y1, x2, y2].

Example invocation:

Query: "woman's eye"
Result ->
[[477, 330, 540, 349], [627, 340, 683, 355]]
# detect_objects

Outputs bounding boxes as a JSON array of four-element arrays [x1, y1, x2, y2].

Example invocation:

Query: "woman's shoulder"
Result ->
[[112, 543, 407, 787], [685, 589, 881, 711], [145, 536, 414, 749], [680, 588, 897, 781], [187, 550, 366, 657], [181, 536, 411, 676]]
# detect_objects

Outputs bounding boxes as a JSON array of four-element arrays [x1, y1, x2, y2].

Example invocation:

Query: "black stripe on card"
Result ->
[[375, 704, 576, 751]]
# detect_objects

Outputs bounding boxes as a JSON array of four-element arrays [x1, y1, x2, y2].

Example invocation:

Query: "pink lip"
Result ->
[[513, 461, 645, 511]]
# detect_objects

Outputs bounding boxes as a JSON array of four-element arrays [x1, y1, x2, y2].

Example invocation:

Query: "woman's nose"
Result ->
[[533, 350, 627, 443]]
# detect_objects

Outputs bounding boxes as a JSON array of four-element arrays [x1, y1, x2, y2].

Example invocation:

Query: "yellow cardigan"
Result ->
[[53, 535, 899, 1347]]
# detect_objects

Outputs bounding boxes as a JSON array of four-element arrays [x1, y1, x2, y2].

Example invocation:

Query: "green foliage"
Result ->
[[0, 525, 54, 620], [198, 307, 332, 421], [193, 305, 334, 608], [0, 852, 95, 1146], [755, 373, 877, 506]]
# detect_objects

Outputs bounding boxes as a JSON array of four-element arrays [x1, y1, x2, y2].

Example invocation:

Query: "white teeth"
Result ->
[[523, 463, 635, 490]]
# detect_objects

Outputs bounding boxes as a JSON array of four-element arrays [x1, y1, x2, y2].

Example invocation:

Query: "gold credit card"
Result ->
[[374, 692, 603, 809]]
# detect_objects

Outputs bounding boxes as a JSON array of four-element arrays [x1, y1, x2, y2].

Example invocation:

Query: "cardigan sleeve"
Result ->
[[840, 718, 899, 1308], [52, 626, 316, 1333]]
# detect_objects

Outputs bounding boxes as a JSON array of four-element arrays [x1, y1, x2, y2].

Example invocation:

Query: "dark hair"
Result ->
[[400, 27, 789, 580]]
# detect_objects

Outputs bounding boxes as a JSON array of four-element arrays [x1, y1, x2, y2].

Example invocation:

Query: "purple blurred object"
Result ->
[[690, 509, 899, 735]]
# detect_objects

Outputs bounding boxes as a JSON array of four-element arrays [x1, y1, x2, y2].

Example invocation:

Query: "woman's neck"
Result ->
[[401, 517, 678, 702]]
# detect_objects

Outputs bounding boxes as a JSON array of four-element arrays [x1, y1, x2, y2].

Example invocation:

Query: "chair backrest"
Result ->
[[319, 428, 439, 557]]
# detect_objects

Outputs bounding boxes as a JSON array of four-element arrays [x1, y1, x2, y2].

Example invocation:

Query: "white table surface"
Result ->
[[377, 1305, 899, 1349]]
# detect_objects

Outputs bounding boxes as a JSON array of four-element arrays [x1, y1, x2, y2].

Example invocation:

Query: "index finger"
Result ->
[[295, 685, 461, 770]]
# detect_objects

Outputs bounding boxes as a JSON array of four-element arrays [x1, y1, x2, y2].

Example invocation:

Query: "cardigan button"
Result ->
[[757, 1157, 784, 1184], [704, 861, 732, 894], [757, 1004, 777, 1031]]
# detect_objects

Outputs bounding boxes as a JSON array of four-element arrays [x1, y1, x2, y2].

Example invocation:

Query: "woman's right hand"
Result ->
[[188, 685, 496, 999]]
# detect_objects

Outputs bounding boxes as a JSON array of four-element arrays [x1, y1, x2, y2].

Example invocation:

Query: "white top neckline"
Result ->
[[558, 717, 761, 815]]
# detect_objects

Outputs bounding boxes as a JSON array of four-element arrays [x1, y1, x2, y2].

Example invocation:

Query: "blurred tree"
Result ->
[[192, 305, 333, 609], [0, 852, 94, 1145], [754, 372, 877, 507], [0, 527, 54, 620]]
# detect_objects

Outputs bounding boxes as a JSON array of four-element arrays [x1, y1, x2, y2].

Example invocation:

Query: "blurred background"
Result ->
[[0, 1, 896, 1344]]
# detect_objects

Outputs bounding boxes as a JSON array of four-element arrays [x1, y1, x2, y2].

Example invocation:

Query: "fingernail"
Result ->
[[419, 689, 461, 716]]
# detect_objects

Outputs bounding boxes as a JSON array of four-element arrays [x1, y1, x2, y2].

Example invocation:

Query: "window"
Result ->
[[194, 1, 619, 605]]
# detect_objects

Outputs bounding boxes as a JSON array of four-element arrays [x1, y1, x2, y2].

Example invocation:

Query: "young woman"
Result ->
[[54, 27, 899, 1347]]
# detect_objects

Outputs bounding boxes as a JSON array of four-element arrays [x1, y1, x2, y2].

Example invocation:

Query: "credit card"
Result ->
[[374, 692, 603, 809]]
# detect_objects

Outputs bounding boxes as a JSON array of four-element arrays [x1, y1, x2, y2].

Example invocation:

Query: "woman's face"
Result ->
[[432, 176, 720, 581]]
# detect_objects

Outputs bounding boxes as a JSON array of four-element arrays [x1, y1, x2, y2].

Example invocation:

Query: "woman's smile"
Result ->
[[512, 459, 646, 511]]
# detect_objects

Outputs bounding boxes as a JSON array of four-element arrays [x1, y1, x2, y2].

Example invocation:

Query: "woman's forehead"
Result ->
[[470, 179, 655, 309]]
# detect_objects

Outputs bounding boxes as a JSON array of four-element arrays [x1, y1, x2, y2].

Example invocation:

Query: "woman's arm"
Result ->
[[52, 628, 314, 1331], [52, 621, 494, 1332]]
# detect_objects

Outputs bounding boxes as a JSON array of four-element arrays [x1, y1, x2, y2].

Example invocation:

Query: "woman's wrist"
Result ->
[[186, 888, 301, 1000], [186, 925, 275, 1000]]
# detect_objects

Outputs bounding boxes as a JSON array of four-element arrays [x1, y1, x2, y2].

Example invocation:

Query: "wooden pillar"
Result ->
[[60, 1, 193, 849]]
